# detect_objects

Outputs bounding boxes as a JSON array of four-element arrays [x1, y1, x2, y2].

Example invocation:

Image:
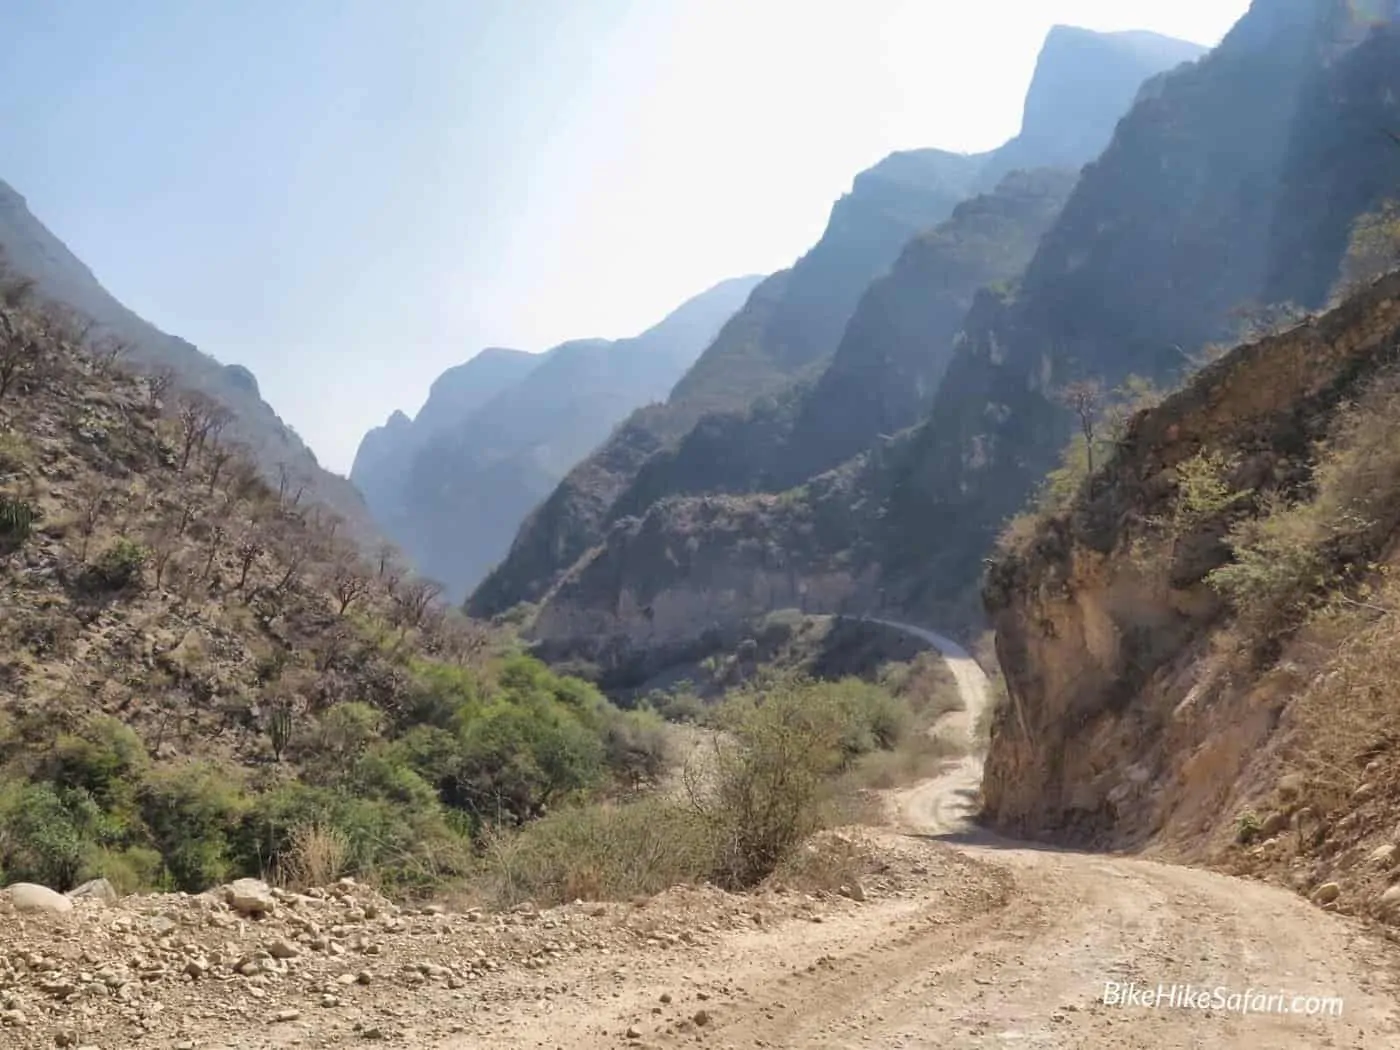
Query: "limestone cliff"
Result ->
[[981, 272, 1400, 868]]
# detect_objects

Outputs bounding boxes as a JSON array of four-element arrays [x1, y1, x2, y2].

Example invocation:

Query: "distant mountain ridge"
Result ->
[[506, 0, 1400, 681], [349, 276, 762, 600], [469, 23, 1206, 620], [0, 178, 382, 542]]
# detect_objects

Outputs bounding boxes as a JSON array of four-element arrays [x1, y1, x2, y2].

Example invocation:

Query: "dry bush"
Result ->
[[477, 798, 716, 908], [275, 822, 350, 890], [841, 732, 960, 793], [1211, 364, 1400, 640]]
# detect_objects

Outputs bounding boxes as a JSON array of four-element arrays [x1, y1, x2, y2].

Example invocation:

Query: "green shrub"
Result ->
[[0, 494, 35, 547], [0, 782, 89, 888], [449, 701, 606, 824], [694, 676, 850, 888], [138, 762, 247, 891], [86, 537, 149, 591]]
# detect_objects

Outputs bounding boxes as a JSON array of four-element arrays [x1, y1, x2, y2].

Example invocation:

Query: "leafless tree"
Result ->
[[0, 309, 43, 404], [145, 523, 180, 589], [146, 367, 175, 409], [234, 531, 266, 591], [331, 557, 371, 616], [175, 392, 231, 472], [1057, 379, 1104, 476], [90, 335, 130, 376], [73, 476, 108, 561], [393, 577, 444, 635], [175, 493, 206, 538], [202, 524, 227, 579], [274, 527, 314, 591], [204, 441, 235, 495], [275, 461, 308, 509], [315, 620, 356, 672], [221, 452, 263, 511]]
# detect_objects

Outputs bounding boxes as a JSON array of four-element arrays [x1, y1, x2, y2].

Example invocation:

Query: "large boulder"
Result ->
[[67, 877, 118, 905], [5, 882, 75, 914], [224, 878, 277, 917]]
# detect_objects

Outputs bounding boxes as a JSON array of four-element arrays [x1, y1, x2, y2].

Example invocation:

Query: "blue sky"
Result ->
[[0, 1, 1249, 473]]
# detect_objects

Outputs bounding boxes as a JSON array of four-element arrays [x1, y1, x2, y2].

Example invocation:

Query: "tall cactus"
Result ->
[[0, 495, 34, 545], [268, 700, 294, 761]]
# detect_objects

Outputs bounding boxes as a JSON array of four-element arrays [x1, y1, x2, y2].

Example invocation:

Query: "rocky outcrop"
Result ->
[[0, 178, 383, 544], [981, 271, 1400, 848]]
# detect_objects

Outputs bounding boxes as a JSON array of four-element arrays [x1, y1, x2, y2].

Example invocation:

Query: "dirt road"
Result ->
[[458, 620, 1400, 1049], [8, 624, 1399, 1049]]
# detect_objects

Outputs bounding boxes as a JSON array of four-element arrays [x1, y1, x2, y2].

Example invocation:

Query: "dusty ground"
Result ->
[[4, 621, 1400, 1049]]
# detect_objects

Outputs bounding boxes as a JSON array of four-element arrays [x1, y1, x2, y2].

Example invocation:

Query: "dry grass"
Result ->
[[275, 823, 350, 891]]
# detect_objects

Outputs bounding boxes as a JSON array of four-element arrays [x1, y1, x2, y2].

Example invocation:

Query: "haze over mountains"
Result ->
[[468, 24, 1207, 625], [349, 277, 761, 600], [451, 1, 1400, 697]]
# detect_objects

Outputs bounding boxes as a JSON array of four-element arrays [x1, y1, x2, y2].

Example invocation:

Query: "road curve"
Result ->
[[448, 619, 1400, 1049]]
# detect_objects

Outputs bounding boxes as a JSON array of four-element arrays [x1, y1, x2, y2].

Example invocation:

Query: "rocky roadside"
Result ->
[[0, 830, 947, 1049]]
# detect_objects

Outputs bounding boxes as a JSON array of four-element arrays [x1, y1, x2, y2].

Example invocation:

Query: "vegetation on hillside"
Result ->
[[0, 268, 668, 896], [0, 268, 963, 904]]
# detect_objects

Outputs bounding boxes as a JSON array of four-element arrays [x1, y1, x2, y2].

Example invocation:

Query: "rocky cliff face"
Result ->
[[600, 167, 1080, 519], [974, 26, 1204, 190], [471, 23, 1197, 621], [870, 0, 1400, 621], [981, 271, 1400, 859], [0, 178, 383, 543], [498, 3, 1400, 676], [469, 152, 983, 616], [352, 277, 760, 600]]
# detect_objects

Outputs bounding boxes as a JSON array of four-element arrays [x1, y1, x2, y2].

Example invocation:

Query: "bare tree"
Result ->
[[274, 527, 314, 591], [372, 542, 397, 579], [175, 392, 230, 472], [145, 522, 180, 589], [0, 309, 42, 404], [175, 493, 206, 538], [90, 335, 130, 376], [221, 452, 264, 511], [315, 620, 355, 672], [393, 577, 444, 635], [234, 531, 266, 591], [275, 461, 308, 509], [1057, 379, 1104, 477], [73, 476, 108, 561], [205, 441, 235, 495], [202, 524, 227, 579], [146, 367, 175, 409], [331, 557, 371, 616]]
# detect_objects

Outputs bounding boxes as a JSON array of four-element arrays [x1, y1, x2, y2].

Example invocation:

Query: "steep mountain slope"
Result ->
[[350, 346, 538, 520], [0, 179, 381, 543], [982, 269, 1400, 922], [973, 25, 1205, 190], [508, 0, 1400, 670], [355, 277, 760, 601], [601, 167, 1079, 520], [471, 24, 1201, 620], [873, 0, 1400, 622]]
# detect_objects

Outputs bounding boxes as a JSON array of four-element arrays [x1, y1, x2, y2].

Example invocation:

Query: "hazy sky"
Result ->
[[0, 1, 1249, 473]]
